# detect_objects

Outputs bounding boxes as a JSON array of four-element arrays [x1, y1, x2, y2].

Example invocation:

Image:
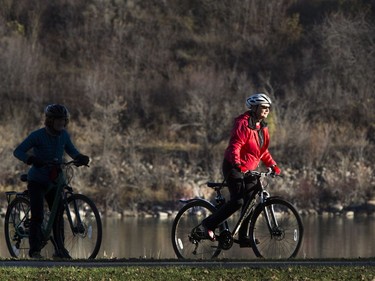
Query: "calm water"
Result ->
[[0, 215, 374, 259]]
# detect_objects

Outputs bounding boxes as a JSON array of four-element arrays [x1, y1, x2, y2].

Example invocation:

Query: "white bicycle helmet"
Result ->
[[246, 93, 272, 109]]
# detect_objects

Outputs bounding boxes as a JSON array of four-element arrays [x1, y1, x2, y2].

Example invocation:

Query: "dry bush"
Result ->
[[272, 86, 313, 167], [0, 32, 42, 116], [313, 12, 375, 125], [1, 0, 375, 213], [172, 65, 262, 177], [68, 96, 130, 213], [323, 158, 374, 208]]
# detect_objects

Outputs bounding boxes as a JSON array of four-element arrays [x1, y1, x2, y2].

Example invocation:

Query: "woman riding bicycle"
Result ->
[[13, 104, 90, 258], [201, 93, 281, 247]]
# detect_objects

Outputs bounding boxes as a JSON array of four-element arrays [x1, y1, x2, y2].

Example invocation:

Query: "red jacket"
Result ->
[[224, 111, 276, 171]]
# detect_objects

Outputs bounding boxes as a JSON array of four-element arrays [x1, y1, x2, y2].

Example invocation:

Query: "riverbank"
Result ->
[[108, 201, 375, 219], [1, 197, 374, 220]]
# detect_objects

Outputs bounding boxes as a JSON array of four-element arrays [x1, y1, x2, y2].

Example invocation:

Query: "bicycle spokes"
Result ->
[[172, 201, 221, 259], [250, 198, 303, 259], [56, 194, 102, 259], [4, 197, 32, 258], [173, 171, 304, 260]]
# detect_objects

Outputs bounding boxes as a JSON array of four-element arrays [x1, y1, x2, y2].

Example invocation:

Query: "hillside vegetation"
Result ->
[[0, 0, 374, 215]]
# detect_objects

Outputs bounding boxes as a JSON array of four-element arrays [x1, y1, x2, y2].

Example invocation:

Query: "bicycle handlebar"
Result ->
[[206, 169, 281, 190], [246, 169, 272, 178], [245, 168, 282, 178]]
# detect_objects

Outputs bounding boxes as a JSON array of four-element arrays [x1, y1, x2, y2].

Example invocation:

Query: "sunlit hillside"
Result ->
[[0, 0, 374, 215]]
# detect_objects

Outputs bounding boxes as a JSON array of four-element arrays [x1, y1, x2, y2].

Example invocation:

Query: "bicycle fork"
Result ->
[[259, 193, 283, 240], [63, 193, 85, 236]]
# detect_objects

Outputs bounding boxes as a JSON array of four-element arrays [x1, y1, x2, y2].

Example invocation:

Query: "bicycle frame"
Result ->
[[5, 160, 102, 259], [198, 171, 278, 241], [41, 170, 66, 240], [177, 169, 289, 244], [172, 170, 303, 259], [43, 165, 86, 242], [231, 178, 284, 240], [231, 196, 257, 238], [7, 164, 81, 243]]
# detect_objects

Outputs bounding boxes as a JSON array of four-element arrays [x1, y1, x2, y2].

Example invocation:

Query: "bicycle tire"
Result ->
[[171, 200, 221, 259], [249, 197, 303, 259], [4, 196, 31, 258], [55, 194, 102, 259], [4, 195, 67, 259]]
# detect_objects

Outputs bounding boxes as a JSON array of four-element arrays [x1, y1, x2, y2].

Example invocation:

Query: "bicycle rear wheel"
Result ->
[[171, 200, 221, 259], [4, 195, 64, 259], [56, 194, 102, 259], [249, 197, 303, 259], [4, 196, 31, 258]]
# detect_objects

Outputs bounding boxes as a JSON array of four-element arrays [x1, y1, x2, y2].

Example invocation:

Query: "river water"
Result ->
[[0, 215, 374, 259]]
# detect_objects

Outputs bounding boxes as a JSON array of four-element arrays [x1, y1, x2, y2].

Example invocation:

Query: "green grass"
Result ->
[[0, 265, 374, 281]]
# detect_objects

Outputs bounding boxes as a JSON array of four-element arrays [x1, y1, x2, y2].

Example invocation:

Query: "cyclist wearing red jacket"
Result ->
[[202, 93, 281, 247]]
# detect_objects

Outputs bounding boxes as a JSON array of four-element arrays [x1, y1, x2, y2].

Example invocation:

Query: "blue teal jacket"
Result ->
[[13, 128, 81, 184]]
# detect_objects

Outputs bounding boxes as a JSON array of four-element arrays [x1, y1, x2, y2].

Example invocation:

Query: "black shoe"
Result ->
[[53, 252, 66, 260], [194, 223, 216, 241], [30, 251, 43, 259], [238, 236, 252, 248]]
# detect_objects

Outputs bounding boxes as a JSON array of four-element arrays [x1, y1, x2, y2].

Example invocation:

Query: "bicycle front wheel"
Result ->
[[4, 196, 31, 258], [56, 194, 102, 259], [249, 197, 303, 259], [171, 200, 221, 259]]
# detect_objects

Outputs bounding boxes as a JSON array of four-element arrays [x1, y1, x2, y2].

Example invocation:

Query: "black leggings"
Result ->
[[202, 160, 259, 236], [27, 181, 59, 255]]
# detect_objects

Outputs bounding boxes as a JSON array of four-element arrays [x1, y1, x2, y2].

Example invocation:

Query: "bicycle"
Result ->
[[4, 160, 102, 259], [171, 169, 304, 259]]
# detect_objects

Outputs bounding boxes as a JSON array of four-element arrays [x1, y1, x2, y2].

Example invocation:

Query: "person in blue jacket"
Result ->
[[13, 104, 90, 258]]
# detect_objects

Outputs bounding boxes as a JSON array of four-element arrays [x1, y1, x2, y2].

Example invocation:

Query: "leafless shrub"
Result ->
[[314, 12, 375, 125], [0, 0, 374, 212], [323, 157, 374, 207]]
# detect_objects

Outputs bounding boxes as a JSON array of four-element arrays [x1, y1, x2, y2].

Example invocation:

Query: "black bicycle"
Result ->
[[171, 169, 303, 259], [4, 160, 102, 259]]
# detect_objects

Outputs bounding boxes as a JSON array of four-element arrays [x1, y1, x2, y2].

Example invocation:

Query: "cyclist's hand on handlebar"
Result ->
[[269, 164, 281, 176], [26, 156, 45, 168], [74, 154, 90, 167]]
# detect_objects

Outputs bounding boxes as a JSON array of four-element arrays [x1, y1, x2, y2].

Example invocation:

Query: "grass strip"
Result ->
[[0, 266, 374, 281]]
